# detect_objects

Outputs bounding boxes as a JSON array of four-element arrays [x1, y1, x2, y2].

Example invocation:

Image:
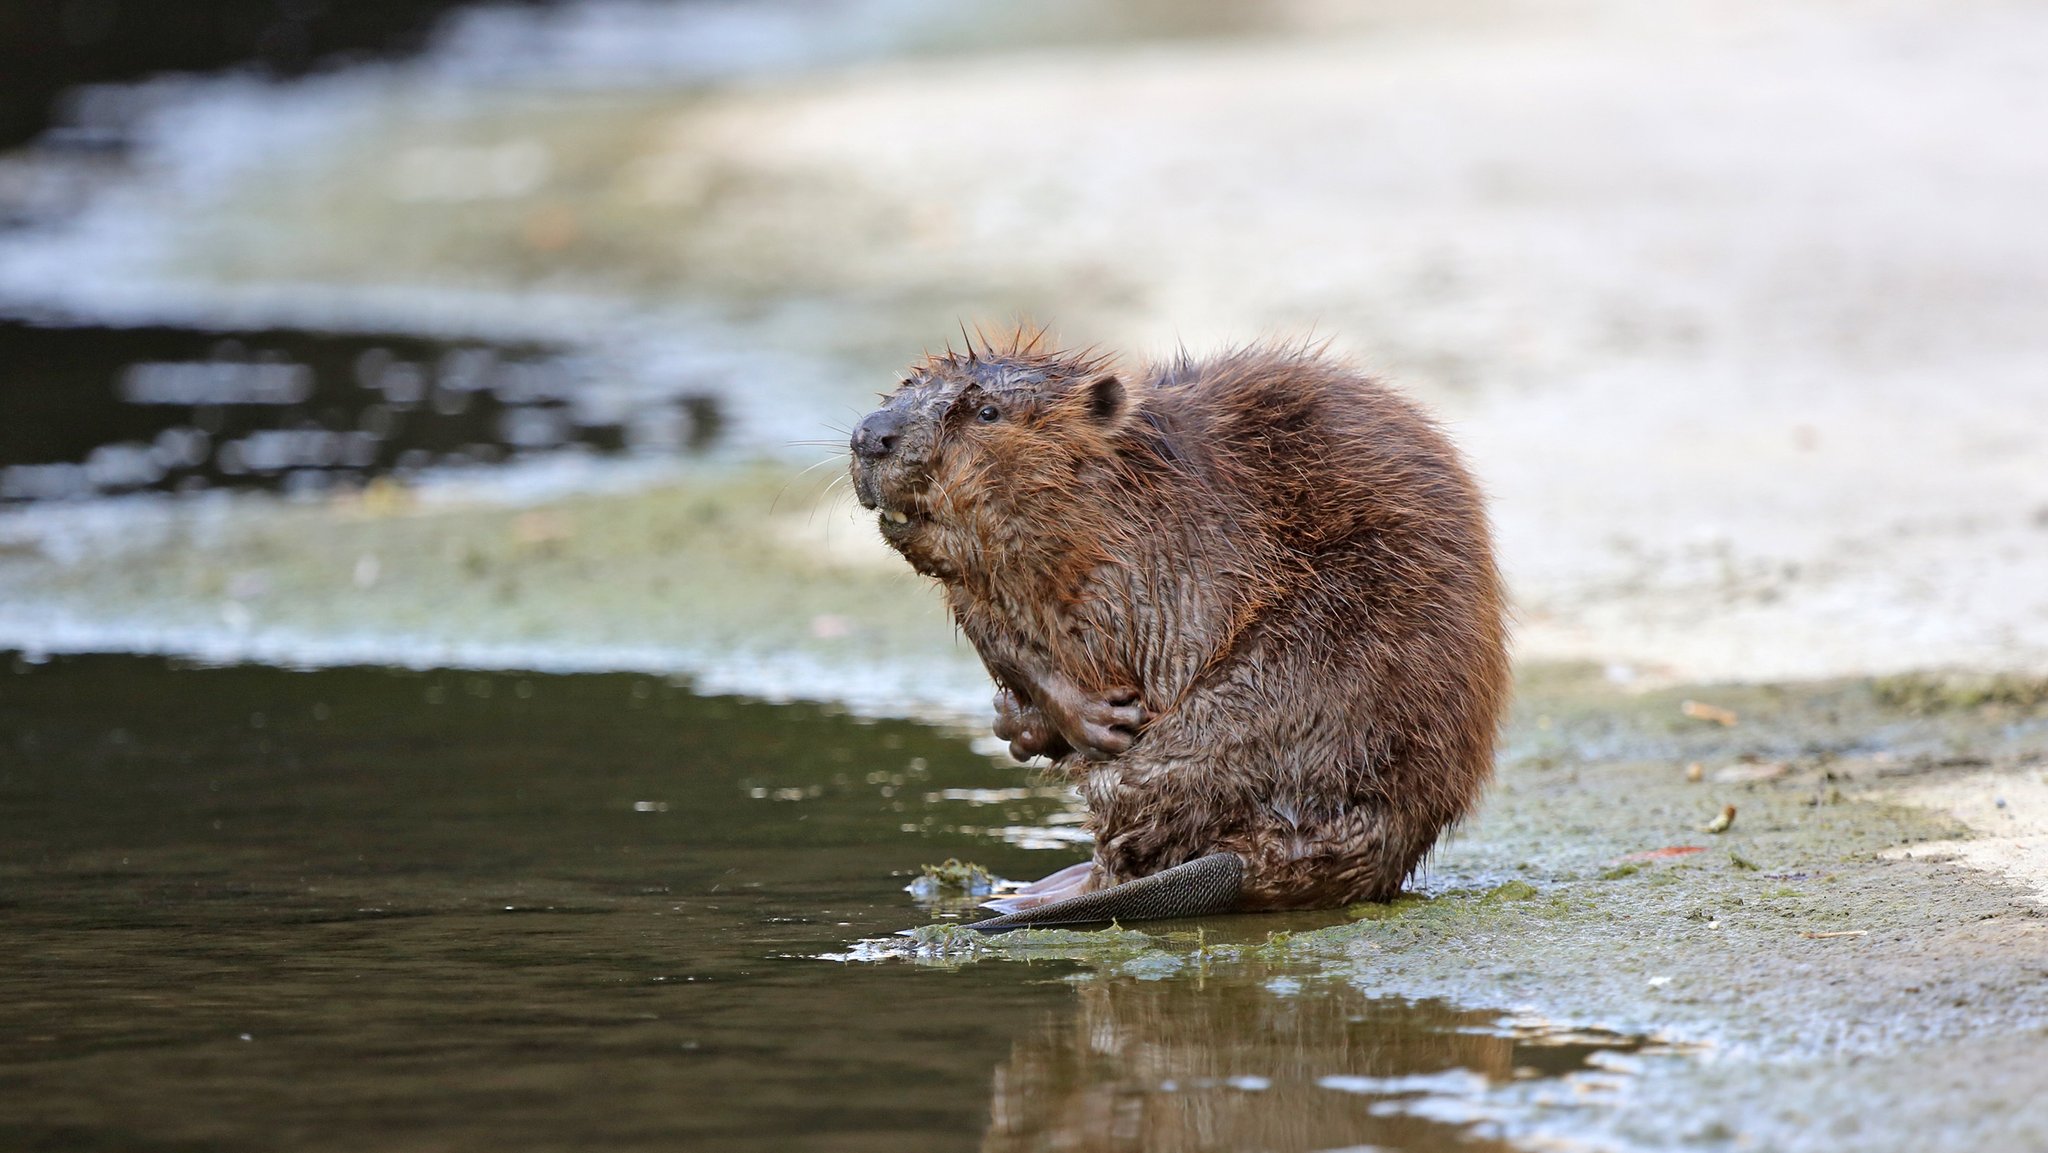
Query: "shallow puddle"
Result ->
[[0, 654, 1650, 1151]]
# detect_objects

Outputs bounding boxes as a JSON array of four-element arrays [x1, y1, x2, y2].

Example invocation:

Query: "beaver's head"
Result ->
[[849, 335, 1132, 582]]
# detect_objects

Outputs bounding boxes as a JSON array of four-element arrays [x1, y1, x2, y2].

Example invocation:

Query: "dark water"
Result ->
[[0, 321, 720, 502], [0, 0, 541, 152], [0, 654, 1640, 1151]]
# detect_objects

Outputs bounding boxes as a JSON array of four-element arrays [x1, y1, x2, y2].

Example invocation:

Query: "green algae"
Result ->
[[898, 923, 1162, 968], [1479, 879, 1540, 903], [914, 858, 1000, 895], [1872, 671, 2048, 714], [0, 463, 990, 715], [1346, 893, 1433, 922]]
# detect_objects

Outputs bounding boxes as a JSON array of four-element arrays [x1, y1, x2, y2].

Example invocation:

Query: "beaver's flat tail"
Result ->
[[967, 852, 1244, 932]]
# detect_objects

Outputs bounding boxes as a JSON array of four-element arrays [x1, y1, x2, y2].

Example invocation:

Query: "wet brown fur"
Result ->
[[849, 325, 1511, 909]]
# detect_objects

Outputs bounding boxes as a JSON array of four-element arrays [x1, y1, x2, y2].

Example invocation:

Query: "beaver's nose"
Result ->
[[852, 407, 908, 460]]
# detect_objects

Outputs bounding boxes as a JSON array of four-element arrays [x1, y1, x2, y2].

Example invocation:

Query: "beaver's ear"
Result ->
[[1085, 374, 1126, 424]]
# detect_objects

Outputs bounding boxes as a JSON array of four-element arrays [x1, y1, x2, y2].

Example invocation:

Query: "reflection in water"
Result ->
[[984, 972, 1645, 1153], [0, 654, 1657, 1151]]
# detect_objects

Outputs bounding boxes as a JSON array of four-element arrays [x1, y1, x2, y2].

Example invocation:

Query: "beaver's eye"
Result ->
[[976, 404, 1001, 424]]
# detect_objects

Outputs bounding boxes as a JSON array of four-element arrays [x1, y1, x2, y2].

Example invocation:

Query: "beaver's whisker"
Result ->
[[808, 474, 855, 526], [769, 455, 850, 515]]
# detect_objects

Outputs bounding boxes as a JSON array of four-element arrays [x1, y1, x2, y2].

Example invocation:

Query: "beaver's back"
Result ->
[[1090, 347, 1510, 903], [1145, 348, 1492, 574]]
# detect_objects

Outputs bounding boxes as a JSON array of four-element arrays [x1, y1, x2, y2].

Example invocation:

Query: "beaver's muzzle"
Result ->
[[851, 407, 909, 464], [849, 406, 914, 512]]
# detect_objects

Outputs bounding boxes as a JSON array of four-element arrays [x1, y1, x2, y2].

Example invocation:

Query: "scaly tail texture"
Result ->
[[968, 853, 1244, 933]]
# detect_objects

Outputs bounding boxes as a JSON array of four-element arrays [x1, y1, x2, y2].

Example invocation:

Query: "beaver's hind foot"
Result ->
[[969, 853, 1244, 932], [980, 860, 1095, 914]]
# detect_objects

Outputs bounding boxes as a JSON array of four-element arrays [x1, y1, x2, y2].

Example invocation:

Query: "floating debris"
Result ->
[[907, 857, 998, 898], [1681, 699, 1739, 727], [1712, 761, 1789, 784], [1616, 845, 1706, 863]]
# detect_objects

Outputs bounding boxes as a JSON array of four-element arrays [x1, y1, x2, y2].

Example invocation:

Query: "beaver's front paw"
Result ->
[[993, 687, 1072, 762], [1050, 686, 1150, 761]]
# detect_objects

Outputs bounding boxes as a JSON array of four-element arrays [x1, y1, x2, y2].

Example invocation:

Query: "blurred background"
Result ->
[[6, 6, 2048, 1150], [2, 0, 2046, 703]]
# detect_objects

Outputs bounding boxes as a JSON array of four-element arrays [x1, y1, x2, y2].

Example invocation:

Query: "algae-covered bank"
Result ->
[[4, 0, 2048, 1149]]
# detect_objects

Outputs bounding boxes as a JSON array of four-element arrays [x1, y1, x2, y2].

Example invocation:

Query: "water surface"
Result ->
[[0, 654, 1643, 1150], [0, 321, 718, 503]]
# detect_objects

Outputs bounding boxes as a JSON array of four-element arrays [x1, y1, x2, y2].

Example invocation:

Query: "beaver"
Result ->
[[848, 328, 1509, 930]]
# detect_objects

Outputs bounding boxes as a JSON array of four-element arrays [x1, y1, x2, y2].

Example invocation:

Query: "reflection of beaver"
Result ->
[[985, 970, 1519, 1150], [850, 328, 1509, 929]]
